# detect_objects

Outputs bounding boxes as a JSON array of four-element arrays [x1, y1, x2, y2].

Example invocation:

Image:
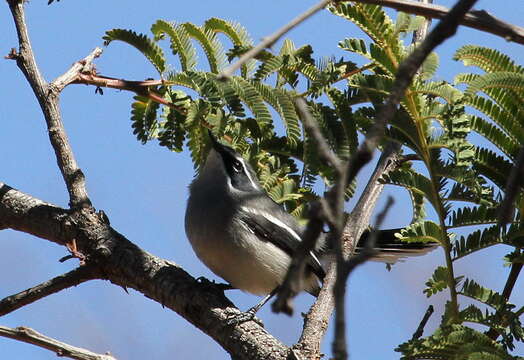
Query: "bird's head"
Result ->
[[202, 131, 261, 194]]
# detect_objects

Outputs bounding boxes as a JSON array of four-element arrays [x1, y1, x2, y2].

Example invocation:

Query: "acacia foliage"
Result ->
[[103, 3, 524, 358]]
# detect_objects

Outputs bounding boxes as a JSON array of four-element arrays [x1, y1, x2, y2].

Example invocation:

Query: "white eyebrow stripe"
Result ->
[[240, 206, 302, 242], [236, 156, 259, 190]]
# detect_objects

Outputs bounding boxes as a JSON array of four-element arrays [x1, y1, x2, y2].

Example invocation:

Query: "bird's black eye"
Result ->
[[232, 160, 243, 173]]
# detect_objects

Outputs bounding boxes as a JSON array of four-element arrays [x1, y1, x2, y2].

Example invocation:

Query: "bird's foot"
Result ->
[[225, 309, 264, 327]]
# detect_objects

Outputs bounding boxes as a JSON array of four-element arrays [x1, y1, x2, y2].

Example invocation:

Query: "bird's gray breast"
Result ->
[[185, 190, 291, 295]]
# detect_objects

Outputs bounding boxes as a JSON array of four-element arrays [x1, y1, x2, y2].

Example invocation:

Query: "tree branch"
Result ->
[[0, 182, 290, 360], [0, 266, 98, 317], [411, 305, 435, 340], [219, 0, 524, 81], [274, 98, 401, 359], [498, 145, 524, 225], [7, 0, 91, 208], [52, 48, 103, 92], [295, 98, 342, 170], [331, 198, 394, 359], [486, 262, 523, 340], [271, 99, 343, 317], [0, 325, 116, 360], [73, 73, 187, 115], [348, 0, 524, 46]]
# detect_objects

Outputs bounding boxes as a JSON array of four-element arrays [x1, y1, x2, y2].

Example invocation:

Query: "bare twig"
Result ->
[[332, 197, 394, 359], [7, 0, 90, 208], [219, 0, 333, 79], [0, 325, 116, 360], [411, 305, 435, 340], [271, 203, 325, 315], [498, 145, 524, 226], [326, 0, 480, 358], [73, 74, 188, 115], [486, 262, 523, 340], [359, 0, 479, 153], [0, 266, 98, 317], [488, 145, 524, 339], [297, 144, 400, 357], [52, 48, 103, 91], [295, 98, 342, 170], [348, 0, 524, 45], [272, 99, 342, 315]]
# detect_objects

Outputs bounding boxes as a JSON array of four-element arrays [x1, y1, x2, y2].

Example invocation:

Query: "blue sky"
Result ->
[[1, 1, 524, 359]]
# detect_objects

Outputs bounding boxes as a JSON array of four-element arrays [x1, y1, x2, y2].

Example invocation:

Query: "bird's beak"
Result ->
[[207, 130, 228, 155], [207, 129, 220, 150]]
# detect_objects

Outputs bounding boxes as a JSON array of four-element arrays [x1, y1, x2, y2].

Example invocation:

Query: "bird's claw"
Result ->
[[225, 310, 264, 327]]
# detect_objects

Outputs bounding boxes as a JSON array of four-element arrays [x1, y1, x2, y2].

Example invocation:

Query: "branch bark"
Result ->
[[0, 325, 116, 360], [73, 74, 187, 115], [349, 0, 524, 46], [219, 0, 524, 80], [0, 183, 290, 360], [7, 0, 91, 208]]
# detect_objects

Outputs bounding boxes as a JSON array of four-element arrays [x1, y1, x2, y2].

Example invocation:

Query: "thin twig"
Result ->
[[0, 326, 116, 360], [332, 197, 394, 359], [348, 0, 524, 45], [73, 73, 188, 115], [486, 263, 523, 340], [356, 0, 479, 156], [271, 202, 325, 315], [218, 0, 333, 79], [295, 98, 342, 170], [297, 144, 400, 357], [7, 0, 90, 208], [330, 1, 480, 358], [498, 145, 524, 226], [411, 305, 435, 340], [0, 266, 98, 317], [52, 47, 103, 91], [272, 98, 342, 315]]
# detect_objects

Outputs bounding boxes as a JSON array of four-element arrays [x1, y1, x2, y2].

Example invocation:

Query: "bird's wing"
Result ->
[[238, 207, 325, 280]]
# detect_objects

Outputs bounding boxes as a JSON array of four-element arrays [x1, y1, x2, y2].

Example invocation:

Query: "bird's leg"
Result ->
[[225, 287, 279, 326]]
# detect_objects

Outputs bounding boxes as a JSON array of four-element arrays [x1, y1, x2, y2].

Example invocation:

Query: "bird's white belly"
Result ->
[[189, 225, 290, 295]]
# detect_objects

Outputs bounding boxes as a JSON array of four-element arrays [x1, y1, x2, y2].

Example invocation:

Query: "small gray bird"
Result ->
[[185, 132, 435, 318]]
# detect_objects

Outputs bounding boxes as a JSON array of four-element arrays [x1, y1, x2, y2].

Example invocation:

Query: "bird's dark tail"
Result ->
[[357, 228, 438, 264]]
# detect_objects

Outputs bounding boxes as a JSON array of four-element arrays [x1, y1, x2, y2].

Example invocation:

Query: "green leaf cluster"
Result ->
[[103, 17, 361, 209]]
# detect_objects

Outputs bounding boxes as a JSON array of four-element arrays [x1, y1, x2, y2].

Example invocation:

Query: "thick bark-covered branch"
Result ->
[[349, 0, 524, 45], [0, 266, 99, 317], [0, 183, 289, 360], [0, 183, 68, 245], [7, 0, 90, 208], [0, 325, 116, 360]]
